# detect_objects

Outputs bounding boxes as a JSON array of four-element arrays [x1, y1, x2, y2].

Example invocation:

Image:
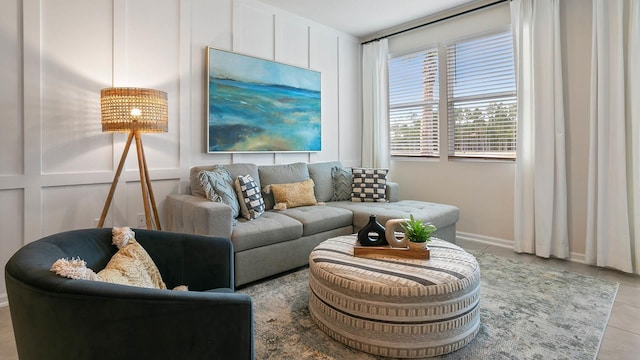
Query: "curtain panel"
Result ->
[[511, 0, 569, 258], [361, 39, 390, 169], [586, 0, 640, 273]]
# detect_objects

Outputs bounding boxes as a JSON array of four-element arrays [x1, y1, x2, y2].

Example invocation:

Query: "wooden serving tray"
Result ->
[[353, 242, 430, 260]]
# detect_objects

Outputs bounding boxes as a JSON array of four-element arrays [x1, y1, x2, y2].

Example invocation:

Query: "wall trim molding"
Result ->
[[456, 231, 513, 248], [456, 231, 588, 264]]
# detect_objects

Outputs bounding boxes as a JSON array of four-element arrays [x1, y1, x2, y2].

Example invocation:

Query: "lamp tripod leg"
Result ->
[[97, 131, 135, 228], [135, 133, 162, 230], [134, 131, 153, 230], [140, 146, 162, 230]]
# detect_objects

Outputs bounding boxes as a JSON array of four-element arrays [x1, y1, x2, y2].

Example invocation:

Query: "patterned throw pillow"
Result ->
[[331, 166, 352, 201], [198, 167, 240, 219], [235, 174, 265, 220], [351, 168, 388, 202]]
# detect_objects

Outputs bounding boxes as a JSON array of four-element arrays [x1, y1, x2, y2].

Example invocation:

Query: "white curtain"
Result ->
[[361, 39, 389, 169], [511, 0, 569, 258], [586, 0, 640, 273]]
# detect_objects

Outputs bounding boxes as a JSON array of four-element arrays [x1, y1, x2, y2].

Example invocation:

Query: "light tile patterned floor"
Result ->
[[455, 240, 640, 360], [1, 240, 638, 359]]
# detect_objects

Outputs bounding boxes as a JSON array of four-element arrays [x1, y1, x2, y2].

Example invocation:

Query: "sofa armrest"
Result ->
[[166, 194, 233, 238], [386, 181, 399, 202]]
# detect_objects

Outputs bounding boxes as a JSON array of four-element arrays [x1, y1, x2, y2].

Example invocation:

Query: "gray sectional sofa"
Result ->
[[167, 161, 459, 287]]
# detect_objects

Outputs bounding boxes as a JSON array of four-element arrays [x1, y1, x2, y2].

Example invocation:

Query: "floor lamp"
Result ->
[[97, 87, 168, 230]]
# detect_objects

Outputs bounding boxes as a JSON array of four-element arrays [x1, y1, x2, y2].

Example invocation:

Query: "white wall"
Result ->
[[390, 1, 594, 258], [389, 3, 516, 245], [560, 0, 592, 257], [0, 0, 361, 305]]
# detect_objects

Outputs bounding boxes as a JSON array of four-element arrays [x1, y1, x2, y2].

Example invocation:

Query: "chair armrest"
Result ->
[[6, 273, 254, 360], [166, 194, 233, 238], [135, 229, 235, 290], [386, 181, 399, 202]]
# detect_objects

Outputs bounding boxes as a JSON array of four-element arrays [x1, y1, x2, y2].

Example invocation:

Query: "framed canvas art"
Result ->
[[206, 47, 322, 152]]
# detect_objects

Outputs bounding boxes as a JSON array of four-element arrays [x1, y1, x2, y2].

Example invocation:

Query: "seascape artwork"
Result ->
[[207, 47, 322, 152]]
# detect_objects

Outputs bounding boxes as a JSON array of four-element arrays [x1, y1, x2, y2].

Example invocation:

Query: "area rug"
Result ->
[[239, 251, 618, 359]]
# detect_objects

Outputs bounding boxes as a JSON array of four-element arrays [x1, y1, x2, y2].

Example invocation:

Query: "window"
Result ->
[[388, 30, 517, 159], [447, 31, 517, 159], [388, 48, 439, 157]]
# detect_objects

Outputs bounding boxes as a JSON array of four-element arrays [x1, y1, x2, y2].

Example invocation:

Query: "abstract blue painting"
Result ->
[[207, 47, 321, 152]]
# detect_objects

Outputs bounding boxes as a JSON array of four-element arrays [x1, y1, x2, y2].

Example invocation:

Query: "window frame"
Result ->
[[445, 28, 518, 160], [387, 27, 517, 161], [387, 46, 441, 158]]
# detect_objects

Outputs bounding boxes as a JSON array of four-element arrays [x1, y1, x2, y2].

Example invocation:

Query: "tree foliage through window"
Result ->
[[388, 30, 517, 159]]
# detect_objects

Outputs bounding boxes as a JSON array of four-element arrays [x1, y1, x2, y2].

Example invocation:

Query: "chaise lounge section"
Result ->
[[167, 161, 459, 287]]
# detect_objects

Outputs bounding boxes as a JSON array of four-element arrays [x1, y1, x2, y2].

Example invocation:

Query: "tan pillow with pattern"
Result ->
[[97, 238, 166, 289], [270, 179, 317, 209], [51, 227, 167, 290]]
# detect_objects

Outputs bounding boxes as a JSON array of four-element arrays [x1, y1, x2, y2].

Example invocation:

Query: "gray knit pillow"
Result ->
[[331, 166, 352, 201], [198, 167, 240, 219]]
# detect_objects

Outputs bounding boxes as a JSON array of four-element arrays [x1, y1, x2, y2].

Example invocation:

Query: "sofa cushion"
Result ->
[[351, 168, 388, 202], [258, 162, 310, 209], [308, 161, 342, 202], [190, 166, 211, 198], [278, 205, 353, 236], [326, 200, 459, 233], [223, 164, 260, 188], [235, 174, 265, 220], [198, 167, 240, 219], [270, 179, 317, 209], [332, 166, 352, 201], [230, 212, 303, 252]]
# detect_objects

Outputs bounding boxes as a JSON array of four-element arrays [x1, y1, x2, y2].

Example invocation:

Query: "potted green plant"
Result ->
[[401, 214, 437, 250]]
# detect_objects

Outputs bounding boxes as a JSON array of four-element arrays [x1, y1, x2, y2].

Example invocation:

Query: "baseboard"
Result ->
[[0, 293, 7, 307], [456, 231, 513, 248], [568, 252, 587, 264], [456, 231, 588, 264]]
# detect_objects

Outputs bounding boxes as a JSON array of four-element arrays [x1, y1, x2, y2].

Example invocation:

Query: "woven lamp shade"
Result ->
[[100, 87, 168, 133]]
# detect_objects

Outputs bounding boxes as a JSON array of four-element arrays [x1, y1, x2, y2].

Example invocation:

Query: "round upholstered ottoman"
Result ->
[[308, 235, 480, 358]]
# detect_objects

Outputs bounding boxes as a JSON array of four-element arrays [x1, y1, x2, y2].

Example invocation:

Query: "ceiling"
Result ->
[[256, 0, 477, 38]]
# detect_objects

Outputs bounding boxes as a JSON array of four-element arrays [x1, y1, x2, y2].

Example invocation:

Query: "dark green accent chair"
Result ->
[[5, 228, 254, 360]]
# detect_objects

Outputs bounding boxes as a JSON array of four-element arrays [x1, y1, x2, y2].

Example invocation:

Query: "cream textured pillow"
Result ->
[[98, 239, 166, 289], [51, 227, 168, 290], [269, 179, 317, 209]]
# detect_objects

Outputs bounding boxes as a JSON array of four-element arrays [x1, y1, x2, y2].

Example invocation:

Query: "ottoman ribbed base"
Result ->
[[308, 236, 481, 358]]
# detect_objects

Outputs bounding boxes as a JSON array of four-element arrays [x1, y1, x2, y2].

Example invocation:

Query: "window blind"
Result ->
[[388, 48, 439, 157], [446, 31, 517, 159]]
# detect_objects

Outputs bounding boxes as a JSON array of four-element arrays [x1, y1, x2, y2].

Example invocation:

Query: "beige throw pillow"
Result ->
[[97, 238, 167, 289], [51, 227, 167, 290], [269, 179, 317, 209]]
